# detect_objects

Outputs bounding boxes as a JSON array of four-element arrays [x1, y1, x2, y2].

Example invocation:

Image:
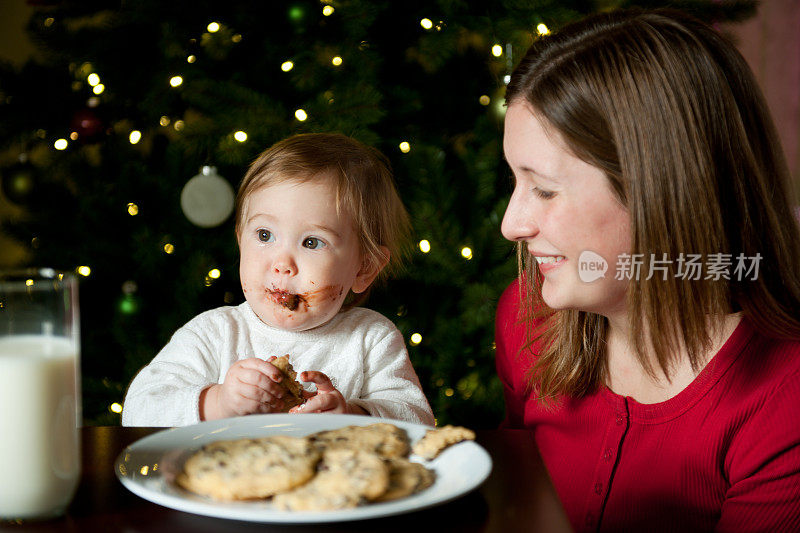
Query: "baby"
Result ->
[[122, 133, 434, 427]]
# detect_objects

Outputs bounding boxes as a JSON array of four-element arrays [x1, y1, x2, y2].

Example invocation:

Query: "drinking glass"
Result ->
[[0, 268, 81, 521]]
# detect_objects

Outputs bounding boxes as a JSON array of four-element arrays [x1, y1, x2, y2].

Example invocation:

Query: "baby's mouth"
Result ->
[[267, 288, 307, 311]]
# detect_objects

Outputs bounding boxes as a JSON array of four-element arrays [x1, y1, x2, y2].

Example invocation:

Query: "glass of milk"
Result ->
[[0, 268, 81, 521]]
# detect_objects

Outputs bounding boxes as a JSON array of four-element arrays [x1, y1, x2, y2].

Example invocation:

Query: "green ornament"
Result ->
[[118, 293, 139, 315], [287, 4, 306, 23], [1, 162, 37, 205]]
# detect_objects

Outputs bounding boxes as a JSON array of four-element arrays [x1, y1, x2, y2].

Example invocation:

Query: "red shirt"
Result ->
[[495, 279, 800, 532]]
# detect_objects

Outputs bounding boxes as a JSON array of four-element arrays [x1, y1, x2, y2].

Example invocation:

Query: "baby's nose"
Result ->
[[272, 259, 296, 275]]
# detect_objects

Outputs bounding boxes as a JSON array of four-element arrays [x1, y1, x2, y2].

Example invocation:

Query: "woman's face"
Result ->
[[501, 102, 631, 317]]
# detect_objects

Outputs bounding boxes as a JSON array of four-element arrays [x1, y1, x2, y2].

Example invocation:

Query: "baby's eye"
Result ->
[[303, 237, 325, 250], [257, 229, 274, 243]]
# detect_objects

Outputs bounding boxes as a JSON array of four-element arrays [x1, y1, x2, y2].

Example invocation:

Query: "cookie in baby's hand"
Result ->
[[271, 355, 305, 413]]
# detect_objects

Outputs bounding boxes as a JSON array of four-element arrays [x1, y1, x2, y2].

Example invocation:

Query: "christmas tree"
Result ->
[[0, 0, 755, 426]]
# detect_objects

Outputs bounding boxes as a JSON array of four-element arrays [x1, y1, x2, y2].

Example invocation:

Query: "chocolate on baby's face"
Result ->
[[238, 179, 371, 332], [264, 284, 344, 312], [270, 288, 304, 311]]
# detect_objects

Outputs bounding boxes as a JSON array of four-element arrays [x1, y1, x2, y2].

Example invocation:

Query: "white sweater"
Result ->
[[122, 303, 434, 427]]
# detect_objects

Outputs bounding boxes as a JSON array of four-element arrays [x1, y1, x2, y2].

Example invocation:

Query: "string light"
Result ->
[[207, 22, 220, 33], [419, 239, 431, 253], [92, 84, 105, 95], [69, 132, 78, 140], [331, 56, 342, 66], [127, 203, 139, 216], [461, 247, 473, 260], [503, 74, 511, 85], [295, 109, 308, 121], [444, 388, 454, 397], [169, 76, 183, 87], [118, 283, 138, 314], [187, 55, 196, 63], [129, 130, 141, 144], [420, 18, 433, 30], [234, 130, 247, 142], [288, 5, 305, 22], [87, 73, 100, 86], [54, 139, 68, 150], [163, 243, 175, 254], [25, 279, 34, 287], [537, 23, 550, 35], [208, 269, 221, 279], [399, 141, 411, 153], [322, 5, 334, 16], [174, 120, 185, 131], [159, 116, 170, 126], [491, 44, 503, 57], [109, 402, 123, 414], [44, 17, 54, 27], [77, 266, 91, 277], [281, 60, 294, 72], [479, 95, 490, 106], [494, 97, 507, 117], [232, 34, 242, 43], [410, 333, 422, 345]]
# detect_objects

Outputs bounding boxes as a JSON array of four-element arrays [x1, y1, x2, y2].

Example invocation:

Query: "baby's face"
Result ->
[[238, 176, 370, 332]]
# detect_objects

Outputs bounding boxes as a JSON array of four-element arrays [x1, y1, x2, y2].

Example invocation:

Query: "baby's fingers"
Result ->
[[238, 357, 284, 383], [299, 371, 335, 393], [234, 368, 285, 399]]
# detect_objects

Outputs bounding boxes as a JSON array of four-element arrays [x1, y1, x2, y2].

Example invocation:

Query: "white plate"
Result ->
[[115, 414, 492, 523]]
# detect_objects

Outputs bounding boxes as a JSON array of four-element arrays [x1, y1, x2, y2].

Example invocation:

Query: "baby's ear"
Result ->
[[351, 246, 390, 294]]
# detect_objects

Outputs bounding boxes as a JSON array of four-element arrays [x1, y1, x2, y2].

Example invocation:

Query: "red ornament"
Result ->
[[70, 108, 104, 142]]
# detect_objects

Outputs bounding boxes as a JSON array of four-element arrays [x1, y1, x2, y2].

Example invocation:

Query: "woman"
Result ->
[[497, 8, 800, 532]]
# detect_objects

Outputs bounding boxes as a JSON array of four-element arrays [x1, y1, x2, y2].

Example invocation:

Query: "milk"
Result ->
[[0, 335, 80, 520]]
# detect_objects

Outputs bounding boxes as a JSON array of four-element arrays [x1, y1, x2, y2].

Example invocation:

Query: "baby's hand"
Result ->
[[201, 357, 286, 420], [288, 371, 367, 415]]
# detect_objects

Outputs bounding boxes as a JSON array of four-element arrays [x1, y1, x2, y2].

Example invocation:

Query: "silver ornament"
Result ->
[[180, 166, 235, 228]]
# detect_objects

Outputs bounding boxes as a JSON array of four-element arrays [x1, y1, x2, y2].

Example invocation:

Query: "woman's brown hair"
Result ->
[[505, 8, 800, 400]]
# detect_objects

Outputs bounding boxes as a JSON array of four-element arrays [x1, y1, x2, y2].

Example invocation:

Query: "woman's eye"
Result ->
[[533, 187, 556, 200], [257, 229, 274, 243], [303, 237, 325, 250]]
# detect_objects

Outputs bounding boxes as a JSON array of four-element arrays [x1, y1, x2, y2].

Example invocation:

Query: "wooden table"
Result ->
[[2, 427, 571, 532]]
